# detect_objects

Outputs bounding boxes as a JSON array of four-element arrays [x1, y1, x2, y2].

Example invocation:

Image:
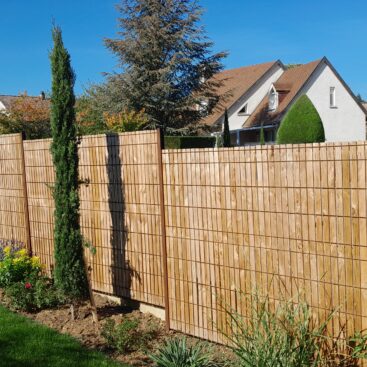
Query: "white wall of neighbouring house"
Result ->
[[303, 62, 366, 142], [0, 102, 6, 112], [228, 65, 284, 130]]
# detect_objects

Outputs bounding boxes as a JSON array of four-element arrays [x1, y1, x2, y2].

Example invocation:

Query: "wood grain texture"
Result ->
[[162, 142, 367, 346], [0, 134, 29, 248], [23, 131, 164, 307]]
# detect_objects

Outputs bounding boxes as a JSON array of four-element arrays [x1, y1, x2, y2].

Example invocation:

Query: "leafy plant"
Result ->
[[0, 247, 42, 287], [102, 316, 159, 353], [4, 277, 65, 312], [0, 240, 25, 261], [104, 109, 148, 133], [150, 337, 222, 367], [221, 291, 367, 366], [221, 293, 332, 367]]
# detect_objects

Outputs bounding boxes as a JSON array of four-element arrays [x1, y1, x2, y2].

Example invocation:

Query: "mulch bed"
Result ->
[[0, 291, 234, 366]]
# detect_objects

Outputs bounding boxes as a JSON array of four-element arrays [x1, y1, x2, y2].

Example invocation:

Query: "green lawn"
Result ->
[[0, 305, 128, 367]]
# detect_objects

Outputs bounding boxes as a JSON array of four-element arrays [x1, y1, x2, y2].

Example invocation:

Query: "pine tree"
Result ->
[[103, 0, 227, 134], [50, 26, 88, 299], [223, 109, 231, 147]]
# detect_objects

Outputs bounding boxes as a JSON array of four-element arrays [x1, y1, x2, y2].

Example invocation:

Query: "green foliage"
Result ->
[[222, 292, 367, 366], [50, 26, 88, 299], [102, 316, 160, 353], [0, 116, 51, 140], [222, 109, 231, 148], [76, 95, 107, 135], [222, 293, 331, 367], [150, 337, 222, 367], [164, 136, 216, 149], [4, 277, 65, 312], [99, 0, 227, 133], [0, 247, 42, 288], [276, 95, 325, 144], [259, 125, 265, 145], [104, 109, 148, 133]]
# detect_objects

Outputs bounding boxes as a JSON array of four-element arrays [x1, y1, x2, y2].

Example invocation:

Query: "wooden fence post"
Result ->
[[156, 129, 170, 331], [18, 133, 32, 255]]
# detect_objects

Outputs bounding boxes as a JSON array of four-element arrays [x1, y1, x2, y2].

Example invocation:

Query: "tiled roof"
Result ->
[[200, 61, 279, 127], [0, 95, 50, 110], [243, 59, 322, 128]]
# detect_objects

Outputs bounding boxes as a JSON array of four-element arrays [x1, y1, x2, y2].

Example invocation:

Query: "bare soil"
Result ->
[[0, 291, 234, 366]]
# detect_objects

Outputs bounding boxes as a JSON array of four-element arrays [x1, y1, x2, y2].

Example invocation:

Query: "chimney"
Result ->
[[40, 91, 46, 100]]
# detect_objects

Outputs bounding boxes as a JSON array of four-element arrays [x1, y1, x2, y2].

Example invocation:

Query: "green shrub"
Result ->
[[222, 292, 367, 366], [222, 293, 330, 367], [0, 247, 42, 287], [102, 316, 159, 353], [150, 337, 222, 367], [4, 277, 65, 312], [0, 240, 25, 261], [164, 136, 216, 149], [276, 95, 325, 144]]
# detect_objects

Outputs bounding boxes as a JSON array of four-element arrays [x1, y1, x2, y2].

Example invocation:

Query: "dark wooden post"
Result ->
[[156, 129, 170, 331], [18, 132, 32, 255]]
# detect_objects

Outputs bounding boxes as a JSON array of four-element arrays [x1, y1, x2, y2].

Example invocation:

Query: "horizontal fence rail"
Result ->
[[0, 132, 366, 359]]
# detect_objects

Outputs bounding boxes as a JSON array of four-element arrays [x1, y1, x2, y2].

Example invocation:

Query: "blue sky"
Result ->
[[0, 0, 366, 98]]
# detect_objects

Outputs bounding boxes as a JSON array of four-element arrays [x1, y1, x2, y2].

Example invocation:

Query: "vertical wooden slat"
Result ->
[[156, 129, 170, 330], [18, 133, 32, 254]]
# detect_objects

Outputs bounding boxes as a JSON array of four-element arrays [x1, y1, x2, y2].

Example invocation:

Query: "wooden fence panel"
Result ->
[[162, 143, 367, 344], [23, 131, 164, 306], [0, 134, 29, 249]]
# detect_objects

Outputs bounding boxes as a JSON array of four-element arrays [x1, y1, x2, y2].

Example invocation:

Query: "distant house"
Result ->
[[202, 57, 367, 145], [0, 93, 49, 114]]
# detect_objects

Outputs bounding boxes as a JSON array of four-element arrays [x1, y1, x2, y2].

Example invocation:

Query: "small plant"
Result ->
[[0, 240, 25, 261], [221, 292, 331, 367], [0, 247, 42, 287], [4, 276, 66, 312], [150, 337, 222, 367], [221, 291, 367, 366], [102, 315, 159, 353]]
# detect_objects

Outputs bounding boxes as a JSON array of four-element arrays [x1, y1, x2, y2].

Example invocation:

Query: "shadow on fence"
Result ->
[[106, 134, 140, 299]]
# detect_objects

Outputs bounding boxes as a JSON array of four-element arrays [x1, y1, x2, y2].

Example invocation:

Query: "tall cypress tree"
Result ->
[[103, 0, 227, 133], [223, 109, 231, 148], [50, 26, 87, 299]]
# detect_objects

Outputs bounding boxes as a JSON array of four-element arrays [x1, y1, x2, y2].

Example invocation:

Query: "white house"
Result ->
[[202, 57, 367, 145]]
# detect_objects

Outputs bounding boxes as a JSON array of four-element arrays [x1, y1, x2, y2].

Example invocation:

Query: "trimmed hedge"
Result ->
[[164, 136, 216, 149], [276, 95, 325, 144]]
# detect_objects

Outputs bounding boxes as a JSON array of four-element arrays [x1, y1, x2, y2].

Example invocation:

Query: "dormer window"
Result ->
[[238, 103, 249, 116], [268, 86, 279, 111]]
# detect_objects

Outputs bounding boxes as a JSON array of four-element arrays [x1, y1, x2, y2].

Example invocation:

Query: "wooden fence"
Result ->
[[23, 131, 165, 307], [1, 132, 367, 350]]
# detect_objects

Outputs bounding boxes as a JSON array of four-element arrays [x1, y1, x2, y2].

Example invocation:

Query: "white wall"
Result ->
[[0, 102, 6, 112], [228, 65, 284, 130], [304, 62, 366, 142]]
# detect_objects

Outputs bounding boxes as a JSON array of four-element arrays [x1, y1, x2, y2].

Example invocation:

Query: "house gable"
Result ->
[[200, 61, 284, 129], [303, 58, 366, 142]]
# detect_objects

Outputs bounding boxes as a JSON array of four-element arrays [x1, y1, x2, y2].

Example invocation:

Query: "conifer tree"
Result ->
[[103, 0, 227, 134], [50, 26, 88, 299], [223, 109, 231, 147]]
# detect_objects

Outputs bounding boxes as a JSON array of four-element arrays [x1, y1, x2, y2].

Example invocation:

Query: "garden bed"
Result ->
[[0, 290, 233, 367]]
